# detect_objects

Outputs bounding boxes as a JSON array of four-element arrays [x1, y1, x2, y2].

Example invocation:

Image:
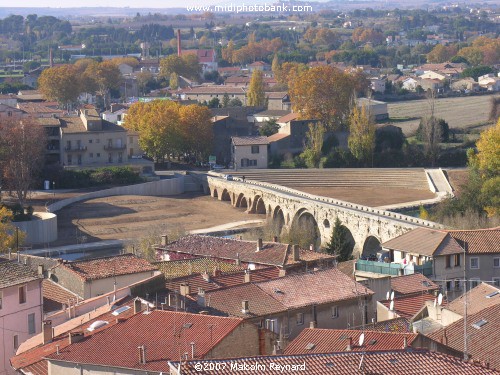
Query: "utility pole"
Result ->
[[463, 242, 468, 361]]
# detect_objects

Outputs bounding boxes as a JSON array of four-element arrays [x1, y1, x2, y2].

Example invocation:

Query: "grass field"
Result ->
[[384, 95, 494, 136]]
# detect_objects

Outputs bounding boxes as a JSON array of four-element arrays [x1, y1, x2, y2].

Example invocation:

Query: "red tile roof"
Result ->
[[446, 228, 500, 254], [390, 273, 439, 296], [381, 293, 438, 319], [277, 112, 300, 123], [445, 283, 500, 316], [382, 228, 463, 256], [173, 350, 498, 374], [181, 49, 215, 63], [204, 268, 373, 318], [284, 328, 419, 355], [232, 136, 270, 146], [0, 259, 41, 289], [44, 311, 245, 373], [43, 279, 80, 313], [160, 235, 335, 268], [57, 254, 158, 281], [427, 303, 500, 371], [358, 317, 412, 333]]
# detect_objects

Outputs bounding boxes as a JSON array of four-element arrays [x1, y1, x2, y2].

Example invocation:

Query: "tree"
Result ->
[[426, 44, 458, 63], [222, 92, 230, 108], [247, 70, 265, 107], [462, 66, 493, 81], [259, 119, 279, 136], [300, 123, 325, 168], [0, 207, 25, 253], [276, 62, 307, 88], [416, 118, 449, 143], [348, 103, 376, 165], [84, 61, 122, 109], [325, 218, 353, 261], [289, 66, 356, 130], [38, 65, 81, 108], [169, 72, 179, 89], [475, 118, 500, 179], [0, 118, 46, 208], [179, 104, 214, 161], [228, 98, 242, 107], [271, 54, 281, 82], [159, 54, 201, 80], [208, 97, 220, 108], [136, 70, 154, 95]]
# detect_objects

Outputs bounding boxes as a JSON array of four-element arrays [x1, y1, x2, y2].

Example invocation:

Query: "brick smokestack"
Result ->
[[177, 29, 182, 57]]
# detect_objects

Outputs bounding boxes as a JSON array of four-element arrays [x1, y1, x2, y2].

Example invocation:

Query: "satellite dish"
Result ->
[[390, 291, 395, 301], [438, 293, 443, 306], [389, 300, 394, 311], [359, 333, 365, 347], [386, 291, 390, 300], [434, 298, 437, 307]]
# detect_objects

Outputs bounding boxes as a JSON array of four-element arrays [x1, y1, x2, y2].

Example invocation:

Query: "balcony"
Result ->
[[65, 146, 87, 152], [355, 259, 433, 277], [104, 144, 126, 151]]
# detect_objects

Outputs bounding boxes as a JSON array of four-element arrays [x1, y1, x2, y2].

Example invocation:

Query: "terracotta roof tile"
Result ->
[[381, 293, 437, 319], [427, 303, 500, 371], [382, 228, 463, 256], [155, 257, 245, 279], [0, 259, 41, 289], [445, 283, 500, 316], [174, 350, 498, 374], [57, 254, 158, 281], [354, 317, 412, 333], [447, 228, 500, 254], [284, 329, 419, 355], [44, 311, 245, 373], [42, 279, 80, 313], [277, 112, 300, 123], [391, 274, 439, 296], [232, 136, 270, 146]]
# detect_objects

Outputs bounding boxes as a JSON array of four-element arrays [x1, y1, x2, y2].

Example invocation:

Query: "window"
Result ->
[[28, 313, 36, 334], [77, 154, 82, 165], [251, 145, 260, 154], [454, 254, 461, 267], [494, 258, 500, 268], [241, 158, 248, 168], [454, 279, 461, 291], [67, 154, 72, 165], [7, 111, 12, 117], [108, 153, 113, 163], [13, 335, 19, 350], [89, 139, 93, 143], [118, 152, 123, 163], [249, 159, 257, 166], [265, 319, 276, 332], [296, 313, 304, 325], [89, 153, 93, 158], [19, 285, 27, 304], [0, 291, 2, 309], [445, 255, 451, 269], [493, 278, 500, 287], [446, 281, 452, 291], [331, 306, 339, 319], [96, 153, 100, 157], [470, 278, 480, 289], [470, 257, 479, 269]]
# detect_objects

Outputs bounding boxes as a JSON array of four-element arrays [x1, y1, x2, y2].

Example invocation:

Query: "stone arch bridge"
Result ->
[[207, 175, 442, 256]]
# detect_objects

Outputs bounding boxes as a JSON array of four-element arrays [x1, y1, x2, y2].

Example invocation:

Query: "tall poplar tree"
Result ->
[[247, 70, 266, 107]]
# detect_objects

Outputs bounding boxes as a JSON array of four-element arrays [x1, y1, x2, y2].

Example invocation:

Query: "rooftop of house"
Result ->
[[166, 267, 281, 295], [355, 317, 413, 333], [391, 273, 439, 296], [172, 350, 497, 374], [382, 228, 464, 257], [180, 48, 215, 63], [59, 116, 126, 134], [445, 283, 500, 317], [204, 268, 373, 318], [232, 136, 270, 146], [284, 328, 419, 355], [267, 133, 290, 142], [446, 228, 500, 254], [55, 254, 158, 281], [265, 91, 288, 99], [0, 103, 24, 113], [17, 102, 64, 115], [357, 97, 387, 106], [154, 257, 245, 279], [159, 235, 335, 268], [11, 296, 145, 375], [181, 86, 246, 95], [427, 303, 500, 371], [253, 109, 290, 117], [36, 117, 61, 127], [42, 279, 80, 314], [225, 75, 276, 84], [248, 61, 270, 67], [277, 112, 300, 123], [0, 258, 41, 289], [381, 293, 438, 319], [44, 310, 245, 373]]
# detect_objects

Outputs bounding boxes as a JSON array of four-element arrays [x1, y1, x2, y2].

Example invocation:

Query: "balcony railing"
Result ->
[[104, 144, 126, 150], [65, 146, 87, 152], [355, 259, 433, 277]]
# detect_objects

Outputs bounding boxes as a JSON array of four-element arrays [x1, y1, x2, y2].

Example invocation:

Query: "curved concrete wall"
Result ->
[[13, 212, 58, 244], [48, 174, 186, 213]]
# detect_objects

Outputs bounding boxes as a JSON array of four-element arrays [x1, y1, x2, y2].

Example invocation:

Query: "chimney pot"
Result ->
[[256, 238, 263, 252], [161, 235, 168, 246], [403, 336, 408, 349], [197, 288, 206, 307], [213, 267, 221, 277], [180, 283, 191, 296], [244, 270, 251, 283], [273, 236, 278, 242], [309, 244, 314, 252], [346, 337, 353, 351], [69, 332, 85, 344], [138, 345, 146, 364], [292, 245, 300, 262], [133, 298, 142, 314], [43, 320, 53, 344], [241, 300, 249, 314], [202, 271, 210, 282], [38, 264, 44, 276], [309, 321, 317, 329]]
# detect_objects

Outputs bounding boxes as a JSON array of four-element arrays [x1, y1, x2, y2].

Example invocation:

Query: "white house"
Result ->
[[231, 136, 269, 169]]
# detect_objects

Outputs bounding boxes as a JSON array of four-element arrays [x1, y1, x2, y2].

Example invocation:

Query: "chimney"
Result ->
[[138, 345, 146, 364], [309, 321, 317, 329], [241, 300, 249, 314], [235, 253, 241, 266], [197, 288, 206, 307], [69, 332, 85, 344], [133, 298, 142, 314], [309, 244, 314, 252], [161, 235, 168, 246], [273, 341, 283, 355], [273, 236, 278, 242], [256, 238, 263, 252], [43, 320, 53, 344], [292, 245, 300, 262], [213, 267, 221, 277], [38, 264, 44, 276], [190, 342, 196, 359], [346, 337, 353, 351], [180, 283, 191, 296], [278, 269, 286, 277], [202, 271, 210, 282], [177, 29, 182, 57], [403, 336, 408, 350], [244, 270, 251, 283]]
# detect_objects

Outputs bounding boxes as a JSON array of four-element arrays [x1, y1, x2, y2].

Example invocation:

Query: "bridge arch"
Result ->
[[290, 208, 321, 249], [252, 195, 266, 215], [362, 235, 382, 257], [272, 205, 286, 235], [235, 193, 248, 209], [211, 188, 218, 199], [221, 189, 231, 202]]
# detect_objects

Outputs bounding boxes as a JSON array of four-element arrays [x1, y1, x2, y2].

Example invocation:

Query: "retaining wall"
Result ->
[[13, 212, 58, 244]]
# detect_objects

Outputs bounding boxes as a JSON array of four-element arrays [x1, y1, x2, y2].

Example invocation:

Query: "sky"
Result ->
[[4, 1, 189, 7]]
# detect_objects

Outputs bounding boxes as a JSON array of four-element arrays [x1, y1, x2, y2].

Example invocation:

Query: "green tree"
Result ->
[[159, 54, 201, 81], [169, 72, 179, 90], [228, 98, 243, 107], [325, 218, 353, 261], [300, 122, 325, 168], [259, 119, 279, 136], [247, 70, 266, 107], [84, 60, 122, 109], [222, 92, 230, 108], [0, 207, 26, 253], [208, 97, 220, 108], [348, 103, 376, 165]]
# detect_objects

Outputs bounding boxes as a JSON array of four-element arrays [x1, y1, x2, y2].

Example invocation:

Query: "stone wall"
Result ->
[[12, 212, 57, 244]]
